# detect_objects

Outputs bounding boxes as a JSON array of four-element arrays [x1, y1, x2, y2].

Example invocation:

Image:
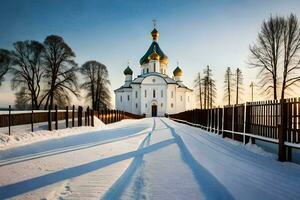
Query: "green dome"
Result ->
[[123, 66, 133, 75], [173, 66, 183, 76]]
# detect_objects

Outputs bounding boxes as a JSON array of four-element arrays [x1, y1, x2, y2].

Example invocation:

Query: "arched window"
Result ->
[[135, 91, 138, 98], [127, 95, 130, 101], [171, 103, 174, 108], [135, 103, 138, 108], [120, 96, 122, 102], [161, 103, 163, 107], [154, 63, 156, 72], [153, 90, 156, 98], [147, 68, 149, 73], [161, 90, 163, 98], [145, 90, 147, 98], [171, 91, 174, 98], [181, 96, 183, 101]]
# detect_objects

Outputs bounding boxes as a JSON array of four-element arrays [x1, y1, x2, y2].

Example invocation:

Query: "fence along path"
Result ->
[[0, 105, 144, 135], [168, 98, 300, 162]]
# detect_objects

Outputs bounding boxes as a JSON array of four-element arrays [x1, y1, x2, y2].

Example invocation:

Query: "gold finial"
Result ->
[[151, 19, 159, 41]]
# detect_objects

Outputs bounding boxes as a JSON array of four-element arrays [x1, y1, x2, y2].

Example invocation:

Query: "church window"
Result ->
[[154, 63, 156, 72], [188, 96, 189, 102], [135, 91, 138, 98], [153, 90, 156, 98], [181, 96, 183, 101], [120, 96, 122, 102], [145, 90, 147, 98], [127, 95, 130, 101], [161, 103, 163, 107], [171, 91, 174, 98], [161, 90, 163, 97], [152, 78, 155, 83], [171, 103, 174, 108], [136, 103, 138, 108], [145, 103, 147, 108], [147, 68, 149, 73]]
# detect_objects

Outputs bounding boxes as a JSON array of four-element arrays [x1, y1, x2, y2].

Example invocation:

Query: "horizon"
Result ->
[[1, 0, 300, 108]]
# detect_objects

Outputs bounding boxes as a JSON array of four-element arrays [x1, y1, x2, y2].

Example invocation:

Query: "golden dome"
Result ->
[[160, 56, 168, 65], [151, 28, 159, 41], [148, 50, 160, 61], [173, 66, 183, 76]]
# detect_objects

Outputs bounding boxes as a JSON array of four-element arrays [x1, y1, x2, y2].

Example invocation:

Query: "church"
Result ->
[[114, 24, 194, 117]]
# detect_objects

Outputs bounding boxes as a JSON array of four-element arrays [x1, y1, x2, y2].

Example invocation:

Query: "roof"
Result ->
[[114, 73, 193, 92]]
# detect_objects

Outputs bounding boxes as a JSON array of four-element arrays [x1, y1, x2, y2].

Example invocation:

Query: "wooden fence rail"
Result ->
[[0, 106, 144, 135], [168, 98, 300, 162]]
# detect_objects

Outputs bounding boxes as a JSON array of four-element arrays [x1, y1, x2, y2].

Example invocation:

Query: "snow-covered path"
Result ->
[[1, 117, 300, 200]]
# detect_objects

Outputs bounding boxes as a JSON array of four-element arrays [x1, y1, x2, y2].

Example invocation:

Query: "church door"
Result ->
[[151, 105, 157, 117]]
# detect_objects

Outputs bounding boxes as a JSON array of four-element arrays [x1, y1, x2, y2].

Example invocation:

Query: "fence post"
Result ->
[[55, 105, 58, 130], [91, 109, 94, 127], [222, 107, 225, 137], [78, 106, 82, 127], [48, 105, 52, 131], [278, 99, 287, 161], [243, 103, 247, 144], [72, 105, 75, 127], [66, 106, 69, 128], [31, 107, 34, 132], [87, 106, 90, 126], [8, 105, 11, 135], [232, 105, 235, 140]]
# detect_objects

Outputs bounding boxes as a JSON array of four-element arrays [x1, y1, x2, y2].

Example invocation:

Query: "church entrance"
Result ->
[[151, 105, 157, 117]]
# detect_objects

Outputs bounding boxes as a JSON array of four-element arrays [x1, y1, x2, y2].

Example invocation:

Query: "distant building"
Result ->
[[114, 25, 194, 117]]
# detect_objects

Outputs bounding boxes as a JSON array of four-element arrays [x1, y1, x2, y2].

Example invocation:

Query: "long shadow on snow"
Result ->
[[0, 120, 177, 199], [102, 118, 156, 200], [0, 128, 151, 167], [161, 119, 234, 200], [0, 125, 149, 162]]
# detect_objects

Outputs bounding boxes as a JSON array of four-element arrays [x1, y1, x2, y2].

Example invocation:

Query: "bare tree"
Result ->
[[193, 72, 203, 109], [281, 14, 300, 99], [235, 68, 243, 104], [80, 60, 111, 110], [42, 35, 79, 109], [9, 41, 45, 109], [202, 65, 216, 108], [249, 15, 284, 100], [0, 49, 11, 86], [224, 67, 234, 106]]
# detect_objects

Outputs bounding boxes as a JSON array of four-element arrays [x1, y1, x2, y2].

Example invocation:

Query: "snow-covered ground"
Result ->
[[0, 117, 299, 200]]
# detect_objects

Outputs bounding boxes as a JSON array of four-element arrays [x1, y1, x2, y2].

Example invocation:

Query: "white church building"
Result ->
[[114, 25, 194, 117]]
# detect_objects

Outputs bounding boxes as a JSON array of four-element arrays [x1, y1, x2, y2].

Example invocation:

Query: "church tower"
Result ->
[[140, 20, 168, 75]]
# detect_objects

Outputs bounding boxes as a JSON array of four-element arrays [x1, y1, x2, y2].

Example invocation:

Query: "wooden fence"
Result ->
[[0, 105, 144, 135], [168, 98, 300, 162]]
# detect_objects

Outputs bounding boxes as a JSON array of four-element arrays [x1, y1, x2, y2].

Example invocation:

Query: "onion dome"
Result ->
[[173, 66, 183, 76], [148, 50, 160, 61], [140, 42, 168, 65], [123, 66, 133, 75], [151, 28, 159, 41]]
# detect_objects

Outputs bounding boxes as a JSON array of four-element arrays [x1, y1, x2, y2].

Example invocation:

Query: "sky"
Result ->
[[0, 0, 300, 108]]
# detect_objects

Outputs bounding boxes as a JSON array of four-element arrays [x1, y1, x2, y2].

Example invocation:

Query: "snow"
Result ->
[[0, 117, 106, 150], [0, 117, 300, 199]]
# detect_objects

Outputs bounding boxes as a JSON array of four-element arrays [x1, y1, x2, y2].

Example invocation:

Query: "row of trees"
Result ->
[[250, 13, 300, 100], [224, 67, 243, 106], [0, 35, 111, 110], [194, 65, 217, 109]]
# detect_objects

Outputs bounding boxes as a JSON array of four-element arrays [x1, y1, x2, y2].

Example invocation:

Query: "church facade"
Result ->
[[114, 26, 194, 117]]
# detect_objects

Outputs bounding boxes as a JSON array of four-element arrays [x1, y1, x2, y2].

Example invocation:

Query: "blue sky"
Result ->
[[0, 0, 300, 107]]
